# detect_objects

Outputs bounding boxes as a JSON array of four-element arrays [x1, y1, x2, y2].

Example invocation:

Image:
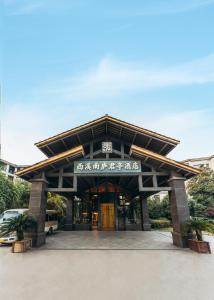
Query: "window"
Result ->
[[3, 211, 19, 220], [73, 199, 91, 224], [126, 200, 141, 225], [9, 165, 15, 174]]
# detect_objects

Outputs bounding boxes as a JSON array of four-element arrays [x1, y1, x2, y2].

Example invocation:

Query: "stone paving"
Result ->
[[42, 230, 179, 250], [0, 231, 214, 300]]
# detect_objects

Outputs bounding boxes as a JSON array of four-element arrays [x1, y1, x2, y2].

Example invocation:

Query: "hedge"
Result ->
[[151, 219, 171, 229]]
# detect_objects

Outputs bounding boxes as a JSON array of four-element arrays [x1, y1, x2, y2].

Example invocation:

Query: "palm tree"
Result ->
[[0, 214, 36, 241], [184, 218, 214, 241]]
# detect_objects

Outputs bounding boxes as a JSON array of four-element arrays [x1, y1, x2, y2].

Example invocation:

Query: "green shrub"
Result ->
[[183, 217, 214, 241], [151, 219, 171, 229]]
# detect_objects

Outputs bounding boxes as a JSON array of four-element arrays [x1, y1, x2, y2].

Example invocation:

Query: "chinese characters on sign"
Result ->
[[74, 160, 141, 174], [102, 142, 112, 153]]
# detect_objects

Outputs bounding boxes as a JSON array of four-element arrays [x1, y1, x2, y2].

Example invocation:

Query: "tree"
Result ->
[[188, 168, 214, 207], [0, 171, 31, 213], [0, 214, 36, 241], [47, 192, 67, 216], [148, 195, 171, 220], [0, 172, 17, 213], [187, 168, 214, 217], [183, 217, 214, 241], [188, 198, 206, 217], [14, 181, 31, 208]]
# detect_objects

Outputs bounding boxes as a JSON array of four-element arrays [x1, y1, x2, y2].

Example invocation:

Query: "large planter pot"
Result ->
[[12, 239, 32, 253], [188, 239, 211, 254]]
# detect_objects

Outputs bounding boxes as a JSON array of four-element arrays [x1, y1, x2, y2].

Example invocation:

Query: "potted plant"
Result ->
[[0, 214, 36, 253], [183, 218, 214, 254]]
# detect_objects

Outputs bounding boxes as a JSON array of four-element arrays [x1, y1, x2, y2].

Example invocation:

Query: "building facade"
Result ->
[[183, 155, 214, 171], [0, 159, 27, 182], [16, 115, 200, 248]]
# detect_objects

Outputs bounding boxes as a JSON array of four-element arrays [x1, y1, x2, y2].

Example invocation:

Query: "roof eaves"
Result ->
[[130, 145, 201, 175], [35, 115, 180, 149], [16, 145, 84, 177]]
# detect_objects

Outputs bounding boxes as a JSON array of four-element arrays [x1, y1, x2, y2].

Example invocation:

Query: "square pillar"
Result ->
[[169, 172, 190, 248], [64, 197, 73, 231], [26, 178, 48, 247], [141, 195, 151, 231]]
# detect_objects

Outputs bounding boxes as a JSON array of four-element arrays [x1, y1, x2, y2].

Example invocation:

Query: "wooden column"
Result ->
[[168, 172, 190, 248], [64, 197, 73, 231], [26, 178, 48, 247], [141, 195, 151, 231]]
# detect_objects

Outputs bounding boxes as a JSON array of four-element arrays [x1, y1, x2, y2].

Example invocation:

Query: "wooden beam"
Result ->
[[121, 143, 125, 159], [159, 162, 165, 169], [61, 139, 68, 150], [46, 188, 76, 192], [107, 120, 177, 146], [90, 142, 93, 159], [143, 157, 149, 163], [119, 127, 123, 138], [73, 175, 77, 190], [140, 172, 169, 176], [139, 187, 172, 192], [46, 145, 55, 156], [159, 144, 168, 154], [138, 174, 143, 190], [152, 167, 158, 187], [91, 128, 95, 139], [127, 176, 136, 188], [76, 134, 81, 144], [58, 168, 63, 188], [131, 133, 137, 145], [145, 138, 152, 149]]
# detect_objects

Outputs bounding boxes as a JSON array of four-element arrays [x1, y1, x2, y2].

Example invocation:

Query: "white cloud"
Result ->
[[2, 102, 214, 165], [8, 2, 44, 15], [4, 0, 214, 16], [1, 104, 47, 164], [2, 54, 214, 164], [118, 0, 214, 16], [142, 110, 214, 160], [36, 54, 214, 103], [4, 0, 84, 15], [1, 101, 106, 164]]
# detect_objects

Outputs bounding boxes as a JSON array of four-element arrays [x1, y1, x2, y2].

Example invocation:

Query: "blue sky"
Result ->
[[1, 0, 214, 164]]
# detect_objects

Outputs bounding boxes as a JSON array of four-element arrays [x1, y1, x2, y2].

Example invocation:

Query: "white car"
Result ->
[[0, 209, 28, 244], [0, 209, 58, 244]]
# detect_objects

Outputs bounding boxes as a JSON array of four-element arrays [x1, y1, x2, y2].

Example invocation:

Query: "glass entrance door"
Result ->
[[101, 203, 115, 230]]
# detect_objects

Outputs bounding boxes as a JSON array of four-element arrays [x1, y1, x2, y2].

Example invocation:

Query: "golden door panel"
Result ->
[[101, 203, 115, 230]]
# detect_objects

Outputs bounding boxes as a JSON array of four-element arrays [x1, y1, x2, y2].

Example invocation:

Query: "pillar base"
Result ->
[[64, 224, 73, 231], [25, 232, 46, 247], [171, 231, 189, 248], [142, 223, 151, 231]]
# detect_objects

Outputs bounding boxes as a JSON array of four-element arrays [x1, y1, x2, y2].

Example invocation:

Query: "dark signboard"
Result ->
[[74, 160, 141, 175]]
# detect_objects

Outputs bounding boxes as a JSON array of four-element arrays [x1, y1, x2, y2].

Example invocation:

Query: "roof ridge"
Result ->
[[35, 114, 180, 148]]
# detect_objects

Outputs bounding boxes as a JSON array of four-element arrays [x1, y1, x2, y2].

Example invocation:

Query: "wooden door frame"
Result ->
[[100, 203, 115, 231]]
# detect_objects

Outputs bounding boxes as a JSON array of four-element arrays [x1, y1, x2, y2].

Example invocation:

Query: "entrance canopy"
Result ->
[[16, 115, 201, 247]]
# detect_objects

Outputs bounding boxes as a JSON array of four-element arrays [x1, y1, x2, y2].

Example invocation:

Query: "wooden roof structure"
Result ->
[[130, 145, 200, 179], [35, 115, 180, 157], [16, 115, 200, 186], [16, 146, 84, 179]]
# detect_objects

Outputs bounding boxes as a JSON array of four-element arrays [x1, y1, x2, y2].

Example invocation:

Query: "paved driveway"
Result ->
[[0, 232, 213, 300]]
